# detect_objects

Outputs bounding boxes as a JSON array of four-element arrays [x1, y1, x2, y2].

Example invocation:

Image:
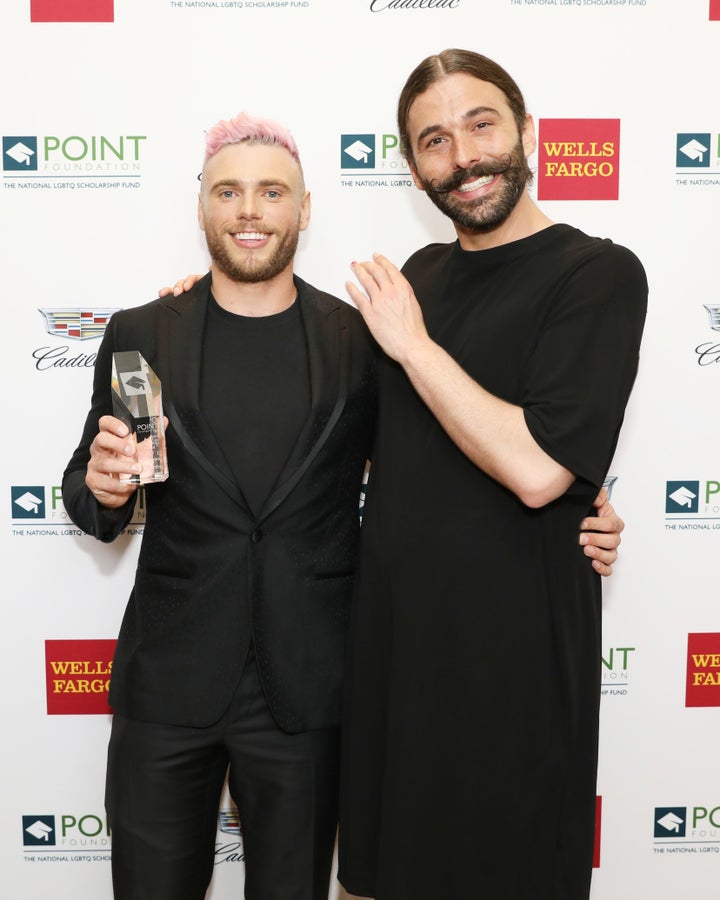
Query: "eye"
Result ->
[[220, 189, 236, 199], [265, 189, 281, 200], [425, 135, 447, 150]]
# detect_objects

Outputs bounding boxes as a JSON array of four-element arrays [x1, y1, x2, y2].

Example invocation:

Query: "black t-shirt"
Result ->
[[200, 294, 310, 516], [339, 225, 648, 900]]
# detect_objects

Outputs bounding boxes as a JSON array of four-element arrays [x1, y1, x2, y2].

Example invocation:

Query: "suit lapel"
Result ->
[[155, 274, 251, 513], [258, 277, 349, 522]]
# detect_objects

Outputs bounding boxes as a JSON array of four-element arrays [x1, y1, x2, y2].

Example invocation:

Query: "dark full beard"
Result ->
[[205, 225, 300, 284], [419, 141, 532, 234]]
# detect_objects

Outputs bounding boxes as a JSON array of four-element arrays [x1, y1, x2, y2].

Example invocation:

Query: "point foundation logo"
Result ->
[[676, 134, 712, 168], [45, 639, 116, 715], [664, 479, 720, 530], [654, 804, 720, 849], [12, 486, 46, 519], [3, 137, 37, 170], [10, 482, 145, 533], [601, 645, 634, 697], [340, 132, 412, 187], [686, 633, 720, 707], [537, 119, 620, 200], [654, 807, 687, 839], [23, 815, 56, 846], [675, 133, 720, 184], [22, 812, 111, 858], [341, 135, 376, 169], [2, 132, 146, 189], [31, 1, 114, 22]]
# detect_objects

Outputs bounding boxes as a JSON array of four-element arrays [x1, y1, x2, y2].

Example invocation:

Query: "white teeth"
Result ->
[[457, 174, 494, 192], [232, 232, 268, 240]]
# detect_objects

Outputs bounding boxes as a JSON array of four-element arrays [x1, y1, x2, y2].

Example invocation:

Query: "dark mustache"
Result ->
[[428, 157, 511, 194]]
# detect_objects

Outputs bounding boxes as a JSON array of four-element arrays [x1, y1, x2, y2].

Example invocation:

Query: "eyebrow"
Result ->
[[209, 177, 292, 192], [415, 106, 501, 147]]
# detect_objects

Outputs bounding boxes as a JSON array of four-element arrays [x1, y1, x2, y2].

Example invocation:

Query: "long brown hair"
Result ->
[[397, 49, 528, 162]]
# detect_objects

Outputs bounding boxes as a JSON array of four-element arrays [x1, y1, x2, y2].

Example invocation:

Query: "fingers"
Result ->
[[592, 487, 608, 509], [86, 416, 141, 508], [580, 515, 623, 540], [176, 274, 203, 296], [591, 557, 615, 578], [157, 273, 205, 298], [350, 260, 385, 297], [346, 259, 388, 318], [346, 280, 370, 315], [581, 498, 625, 536], [349, 254, 401, 294], [371, 252, 402, 282], [580, 494, 624, 577], [581, 535, 618, 575]]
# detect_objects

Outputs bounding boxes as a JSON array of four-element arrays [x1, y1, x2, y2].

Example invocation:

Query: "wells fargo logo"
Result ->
[[45, 639, 116, 715], [711, 0, 720, 22], [537, 119, 620, 201], [593, 796, 602, 868], [31, 0, 114, 21], [686, 633, 720, 707]]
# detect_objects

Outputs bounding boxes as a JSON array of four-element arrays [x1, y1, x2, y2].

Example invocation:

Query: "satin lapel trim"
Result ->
[[156, 277, 250, 512], [257, 282, 349, 523]]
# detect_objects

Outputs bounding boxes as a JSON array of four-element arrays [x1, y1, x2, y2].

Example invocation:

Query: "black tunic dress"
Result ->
[[338, 225, 647, 900]]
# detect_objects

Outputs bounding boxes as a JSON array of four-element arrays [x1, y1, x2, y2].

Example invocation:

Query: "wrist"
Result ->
[[399, 332, 440, 371]]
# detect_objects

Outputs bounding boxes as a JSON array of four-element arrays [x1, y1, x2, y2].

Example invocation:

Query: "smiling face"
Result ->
[[406, 72, 535, 242], [198, 141, 310, 285]]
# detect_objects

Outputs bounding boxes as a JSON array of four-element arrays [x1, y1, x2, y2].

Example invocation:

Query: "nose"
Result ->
[[452, 132, 481, 171], [235, 192, 260, 219]]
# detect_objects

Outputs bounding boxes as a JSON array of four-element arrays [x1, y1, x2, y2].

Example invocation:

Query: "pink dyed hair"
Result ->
[[203, 112, 300, 165]]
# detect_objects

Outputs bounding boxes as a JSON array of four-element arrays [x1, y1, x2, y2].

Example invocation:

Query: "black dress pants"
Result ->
[[105, 648, 340, 900]]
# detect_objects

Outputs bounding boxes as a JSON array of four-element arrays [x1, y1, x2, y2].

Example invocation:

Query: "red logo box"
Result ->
[[537, 119, 621, 201], [711, 0, 720, 21], [31, 1, 114, 22], [45, 639, 116, 715], [686, 633, 720, 707], [593, 796, 602, 868]]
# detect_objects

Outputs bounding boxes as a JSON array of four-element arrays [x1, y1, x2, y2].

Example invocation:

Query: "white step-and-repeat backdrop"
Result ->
[[3, 1, 719, 898]]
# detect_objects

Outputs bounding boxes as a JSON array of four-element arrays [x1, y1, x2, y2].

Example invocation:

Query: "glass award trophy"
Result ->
[[111, 351, 169, 484]]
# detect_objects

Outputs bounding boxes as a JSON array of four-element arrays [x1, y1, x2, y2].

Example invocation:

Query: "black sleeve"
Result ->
[[522, 243, 648, 487], [62, 311, 136, 542]]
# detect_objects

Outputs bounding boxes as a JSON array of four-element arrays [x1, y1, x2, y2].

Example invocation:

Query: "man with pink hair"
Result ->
[[63, 112, 378, 900]]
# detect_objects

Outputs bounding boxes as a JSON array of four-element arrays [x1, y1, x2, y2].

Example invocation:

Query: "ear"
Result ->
[[197, 193, 206, 232], [407, 158, 426, 193], [299, 191, 311, 232], [521, 113, 537, 159]]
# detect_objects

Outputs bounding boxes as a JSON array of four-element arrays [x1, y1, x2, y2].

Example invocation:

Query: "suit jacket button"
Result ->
[[251, 529, 263, 543]]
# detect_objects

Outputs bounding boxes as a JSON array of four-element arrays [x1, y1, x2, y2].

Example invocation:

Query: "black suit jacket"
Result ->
[[62, 274, 377, 732]]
